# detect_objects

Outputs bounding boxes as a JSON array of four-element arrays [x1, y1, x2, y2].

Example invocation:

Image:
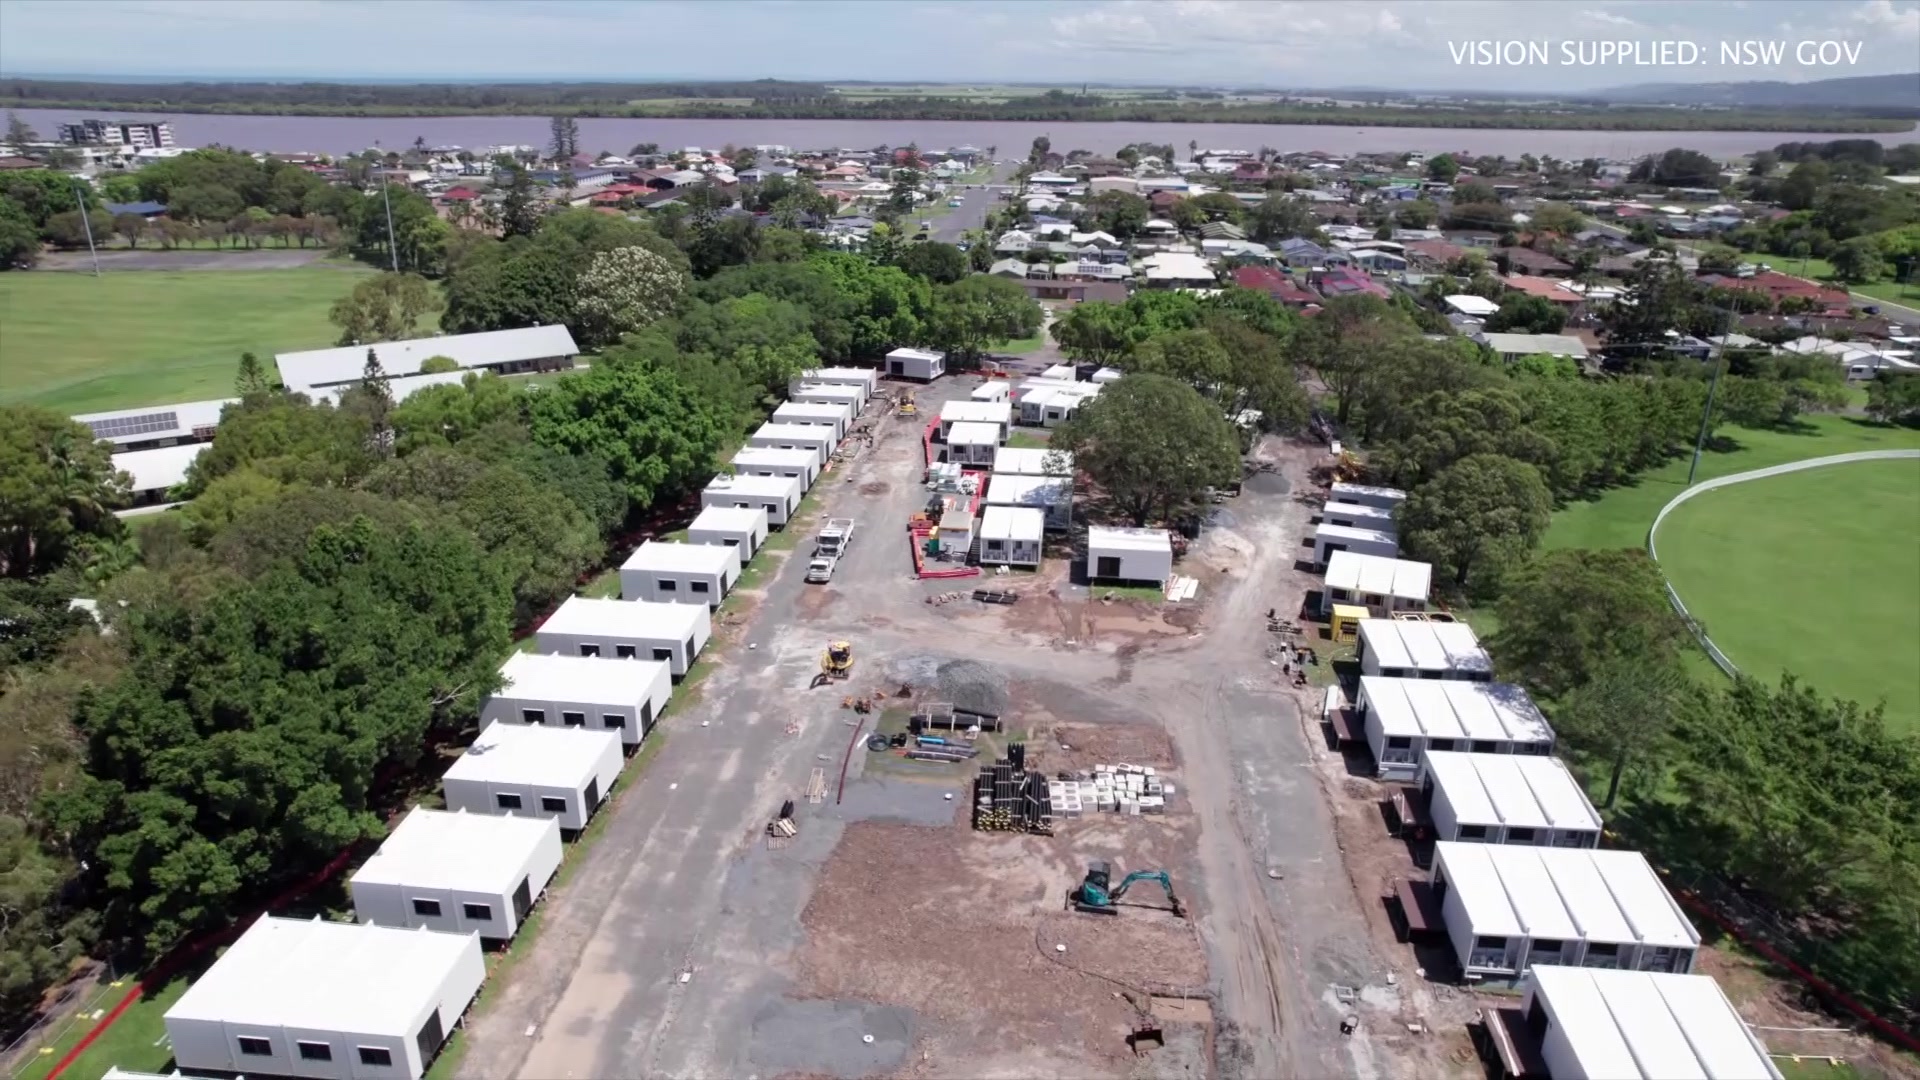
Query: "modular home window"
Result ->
[[1330, 587, 1350, 600], [521, 708, 546, 725], [1458, 824, 1489, 840], [1470, 740, 1498, 753], [604, 714, 626, 731], [1427, 738, 1455, 752], [690, 580, 710, 594], [1385, 736, 1412, 749], [579, 644, 600, 657], [653, 648, 673, 662], [298, 1041, 333, 1061], [659, 579, 678, 592], [562, 711, 586, 727], [1507, 827, 1536, 844], [237, 1036, 273, 1057], [496, 793, 523, 811], [541, 796, 568, 813], [359, 1046, 394, 1067], [616, 644, 637, 659], [412, 898, 443, 916], [462, 902, 493, 921], [1582, 942, 1620, 968]]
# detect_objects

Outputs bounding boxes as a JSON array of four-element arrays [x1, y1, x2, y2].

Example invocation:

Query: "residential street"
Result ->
[[929, 159, 1020, 243], [452, 377, 1401, 1080]]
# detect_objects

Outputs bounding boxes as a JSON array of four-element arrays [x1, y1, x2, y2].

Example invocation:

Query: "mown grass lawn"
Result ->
[[14, 971, 194, 1080], [0, 264, 378, 414], [1653, 458, 1919, 726]]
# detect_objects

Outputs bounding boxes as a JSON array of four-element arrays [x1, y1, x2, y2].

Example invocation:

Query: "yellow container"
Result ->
[[1330, 604, 1369, 643]]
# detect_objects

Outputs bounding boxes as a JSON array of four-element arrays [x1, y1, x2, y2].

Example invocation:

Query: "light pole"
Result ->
[[374, 140, 398, 272], [70, 179, 100, 277]]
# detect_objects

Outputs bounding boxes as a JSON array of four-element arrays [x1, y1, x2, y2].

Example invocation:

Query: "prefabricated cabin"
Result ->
[[1357, 618, 1493, 681], [1328, 481, 1407, 511], [350, 808, 562, 942], [1320, 551, 1431, 616], [1016, 383, 1099, 427], [481, 650, 673, 744], [885, 346, 946, 381], [163, 916, 483, 1080], [789, 382, 868, 409], [938, 398, 1013, 440], [1509, 967, 1782, 1080], [1415, 751, 1601, 848], [1086, 526, 1174, 585], [533, 596, 711, 677], [441, 722, 624, 832], [1320, 500, 1398, 533], [978, 505, 1045, 568], [992, 446, 1074, 477], [984, 474, 1073, 530], [1313, 522, 1399, 564], [686, 504, 770, 560], [970, 381, 1010, 403], [791, 367, 879, 398], [620, 540, 741, 609], [703, 471, 805, 527], [770, 399, 855, 440], [1430, 843, 1700, 980], [1356, 676, 1552, 780], [730, 446, 821, 486], [745, 422, 836, 467], [944, 421, 1001, 466]]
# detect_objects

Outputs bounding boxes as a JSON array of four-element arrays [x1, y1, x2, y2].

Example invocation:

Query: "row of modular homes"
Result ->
[[153, 368, 880, 1080]]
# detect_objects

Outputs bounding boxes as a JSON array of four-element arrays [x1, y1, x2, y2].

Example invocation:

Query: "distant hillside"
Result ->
[[1599, 73, 1919, 111]]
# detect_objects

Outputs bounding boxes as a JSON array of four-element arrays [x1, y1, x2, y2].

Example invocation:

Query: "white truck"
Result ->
[[805, 556, 838, 584], [815, 518, 857, 558]]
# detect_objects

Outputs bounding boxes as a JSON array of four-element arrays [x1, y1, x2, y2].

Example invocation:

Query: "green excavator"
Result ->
[[1069, 860, 1186, 918]]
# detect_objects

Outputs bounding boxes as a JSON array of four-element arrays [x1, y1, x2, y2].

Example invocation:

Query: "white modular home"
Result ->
[[1329, 481, 1408, 511], [1087, 526, 1174, 586], [703, 471, 805, 527], [481, 650, 673, 745], [350, 808, 562, 942], [620, 540, 741, 609], [1321, 551, 1431, 616], [1320, 500, 1398, 533], [1357, 618, 1494, 681], [978, 505, 1044, 568], [970, 381, 1010, 403], [1416, 751, 1602, 848], [771, 399, 855, 440], [992, 446, 1074, 477], [791, 367, 879, 398], [1017, 383, 1100, 427], [686, 504, 770, 561], [730, 446, 820, 486], [1092, 367, 1124, 384], [164, 916, 483, 1080], [534, 596, 711, 677], [1504, 967, 1782, 1080], [938, 398, 1013, 440], [1313, 522, 1399, 564], [746, 422, 836, 467], [442, 722, 624, 832], [985, 474, 1073, 531], [790, 382, 868, 410], [944, 421, 1001, 466], [885, 346, 946, 381], [1356, 676, 1552, 779], [1430, 843, 1701, 980], [1040, 363, 1078, 381]]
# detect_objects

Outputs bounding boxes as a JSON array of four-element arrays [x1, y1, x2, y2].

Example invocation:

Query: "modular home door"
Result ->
[[1095, 556, 1121, 578], [415, 1011, 447, 1064], [512, 877, 533, 921]]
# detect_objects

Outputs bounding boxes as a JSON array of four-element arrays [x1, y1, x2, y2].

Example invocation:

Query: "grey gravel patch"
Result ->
[[748, 997, 914, 1077], [827, 776, 958, 826], [1242, 469, 1291, 496], [885, 654, 1011, 717], [1205, 507, 1238, 529]]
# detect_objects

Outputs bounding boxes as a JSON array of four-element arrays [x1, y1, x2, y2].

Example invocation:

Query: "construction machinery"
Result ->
[[1069, 860, 1186, 918], [818, 640, 854, 682], [815, 518, 857, 558], [895, 389, 917, 416]]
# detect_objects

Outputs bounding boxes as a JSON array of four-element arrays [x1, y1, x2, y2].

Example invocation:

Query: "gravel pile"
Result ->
[[886, 654, 1010, 717]]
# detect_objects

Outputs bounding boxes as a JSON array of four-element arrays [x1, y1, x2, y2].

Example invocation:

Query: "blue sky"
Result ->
[[1, 0, 1916, 91]]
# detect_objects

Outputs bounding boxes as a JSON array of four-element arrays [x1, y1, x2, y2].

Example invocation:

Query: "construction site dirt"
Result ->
[[452, 377, 1413, 1080]]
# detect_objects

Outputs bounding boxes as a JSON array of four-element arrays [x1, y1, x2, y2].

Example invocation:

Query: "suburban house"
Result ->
[[1475, 332, 1591, 363]]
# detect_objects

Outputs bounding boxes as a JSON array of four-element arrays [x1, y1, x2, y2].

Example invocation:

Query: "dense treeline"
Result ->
[[0, 78, 833, 108]]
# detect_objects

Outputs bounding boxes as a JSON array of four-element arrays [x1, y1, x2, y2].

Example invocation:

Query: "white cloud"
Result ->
[[1851, 0, 1920, 37], [1580, 9, 1644, 28]]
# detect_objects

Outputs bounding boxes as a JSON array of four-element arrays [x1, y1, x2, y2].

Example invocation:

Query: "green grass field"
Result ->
[[1654, 458, 1920, 724], [0, 265, 376, 414]]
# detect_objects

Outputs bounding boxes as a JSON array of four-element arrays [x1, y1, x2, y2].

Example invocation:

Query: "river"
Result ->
[[13, 108, 1916, 159]]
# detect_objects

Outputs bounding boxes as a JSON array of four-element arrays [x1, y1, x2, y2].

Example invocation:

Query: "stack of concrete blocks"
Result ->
[[1083, 764, 1172, 815], [1048, 780, 1086, 817]]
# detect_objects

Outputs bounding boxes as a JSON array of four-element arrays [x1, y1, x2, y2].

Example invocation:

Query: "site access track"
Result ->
[[452, 378, 1391, 1080]]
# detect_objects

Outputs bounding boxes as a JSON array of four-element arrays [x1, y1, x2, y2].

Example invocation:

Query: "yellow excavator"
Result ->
[[813, 641, 854, 687]]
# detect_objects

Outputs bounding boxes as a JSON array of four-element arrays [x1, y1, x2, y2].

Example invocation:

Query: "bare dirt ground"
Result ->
[[1696, 946, 1920, 1080]]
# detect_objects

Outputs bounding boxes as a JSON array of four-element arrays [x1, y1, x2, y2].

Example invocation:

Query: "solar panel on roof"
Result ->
[[84, 411, 179, 440]]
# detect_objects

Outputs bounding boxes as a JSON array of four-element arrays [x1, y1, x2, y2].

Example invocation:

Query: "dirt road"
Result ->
[[454, 379, 1399, 1079]]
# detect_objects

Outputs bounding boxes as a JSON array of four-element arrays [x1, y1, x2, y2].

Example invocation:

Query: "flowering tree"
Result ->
[[575, 244, 687, 348]]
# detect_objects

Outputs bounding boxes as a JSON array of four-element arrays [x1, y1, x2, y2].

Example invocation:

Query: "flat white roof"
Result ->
[[772, 401, 851, 420], [985, 474, 1071, 507], [886, 346, 943, 362], [940, 399, 1013, 424], [731, 446, 816, 467], [166, 915, 475, 1037], [306, 369, 471, 409], [622, 540, 738, 574], [979, 505, 1045, 542], [1423, 751, 1601, 833], [1087, 525, 1171, 553], [688, 505, 768, 533], [792, 383, 865, 400], [1445, 294, 1501, 316], [1330, 481, 1407, 504], [798, 366, 877, 384], [1528, 967, 1778, 1080], [76, 396, 232, 446], [992, 446, 1073, 476], [946, 420, 1001, 445], [1437, 843, 1698, 949], [1324, 551, 1430, 603], [1363, 676, 1550, 744], [351, 808, 555, 894], [706, 472, 804, 498], [112, 442, 207, 494], [275, 324, 578, 390], [1315, 522, 1397, 548], [1322, 500, 1396, 525], [539, 596, 706, 640], [1358, 620, 1494, 676], [750, 422, 836, 443], [496, 650, 667, 706], [444, 722, 619, 786]]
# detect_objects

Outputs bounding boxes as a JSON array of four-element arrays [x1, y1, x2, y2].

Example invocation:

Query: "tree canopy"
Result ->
[[1052, 374, 1240, 527]]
